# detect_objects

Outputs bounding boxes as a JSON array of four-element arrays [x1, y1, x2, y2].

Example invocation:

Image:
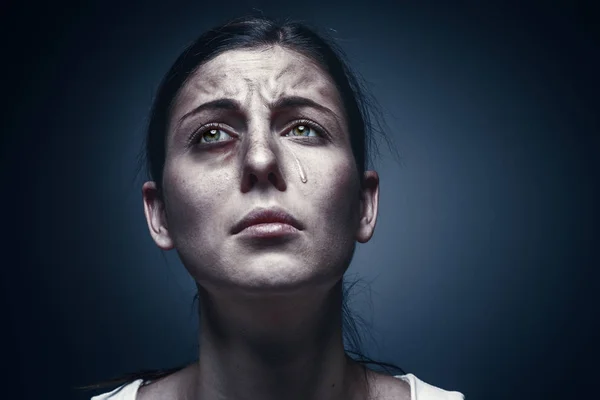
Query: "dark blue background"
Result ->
[[2, 1, 598, 399]]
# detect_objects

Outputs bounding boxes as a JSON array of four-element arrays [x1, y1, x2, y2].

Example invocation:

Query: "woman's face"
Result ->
[[143, 46, 379, 296]]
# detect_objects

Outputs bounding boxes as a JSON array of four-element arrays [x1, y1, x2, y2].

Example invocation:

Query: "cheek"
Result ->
[[304, 155, 360, 272], [310, 155, 360, 234], [162, 160, 229, 247]]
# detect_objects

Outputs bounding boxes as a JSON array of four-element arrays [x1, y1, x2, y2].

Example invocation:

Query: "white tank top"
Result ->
[[90, 373, 464, 399]]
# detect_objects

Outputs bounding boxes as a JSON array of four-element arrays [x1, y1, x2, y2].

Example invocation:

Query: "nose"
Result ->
[[240, 131, 287, 193]]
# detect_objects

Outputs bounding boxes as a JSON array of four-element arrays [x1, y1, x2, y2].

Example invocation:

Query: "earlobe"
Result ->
[[356, 170, 379, 243], [142, 181, 175, 250]]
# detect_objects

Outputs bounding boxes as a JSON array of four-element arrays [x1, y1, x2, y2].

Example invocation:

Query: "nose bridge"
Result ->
[[240, 111, 286, 191], [243, 89, 276, 156], [244, 115, 277, 166]]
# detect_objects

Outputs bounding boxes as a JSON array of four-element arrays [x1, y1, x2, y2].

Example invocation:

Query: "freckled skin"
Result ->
[[140, 46, 395, 400]]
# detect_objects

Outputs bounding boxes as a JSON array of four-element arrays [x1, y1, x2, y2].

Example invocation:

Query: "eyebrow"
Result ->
[[177, 98, 241, 128], [176, 95, 341, 128], [269, 96, 338, 119]]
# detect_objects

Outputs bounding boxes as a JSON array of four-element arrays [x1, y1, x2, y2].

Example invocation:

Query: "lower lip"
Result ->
[[237, 223, 300, 238]]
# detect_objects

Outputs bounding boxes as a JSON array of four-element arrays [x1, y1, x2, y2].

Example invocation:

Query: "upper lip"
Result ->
[[231, 207, 303, 234]]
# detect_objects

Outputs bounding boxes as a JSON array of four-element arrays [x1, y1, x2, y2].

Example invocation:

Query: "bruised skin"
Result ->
[[140, 46, 400, 400]]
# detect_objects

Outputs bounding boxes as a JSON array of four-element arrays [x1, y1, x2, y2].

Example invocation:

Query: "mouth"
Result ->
[[231, 207, 303, 236]]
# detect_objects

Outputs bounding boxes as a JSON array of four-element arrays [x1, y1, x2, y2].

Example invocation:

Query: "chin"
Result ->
[[224, 258, 339, 297]]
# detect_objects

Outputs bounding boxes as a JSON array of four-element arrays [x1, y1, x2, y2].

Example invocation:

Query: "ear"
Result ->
[[355, 170, 379, 243], [142, 181, 174, 250]]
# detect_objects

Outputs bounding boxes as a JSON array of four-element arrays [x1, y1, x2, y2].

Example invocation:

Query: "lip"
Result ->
[[231, 207, 303, 235]]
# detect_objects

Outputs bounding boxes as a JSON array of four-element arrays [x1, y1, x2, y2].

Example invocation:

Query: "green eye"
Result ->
[[203, 129, 220, 142], [200, 128, 232, 143], [289, 124, 318, 137]]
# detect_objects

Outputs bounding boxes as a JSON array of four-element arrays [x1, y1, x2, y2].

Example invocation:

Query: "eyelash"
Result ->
[[187, 119, 327, 147], [284, 119, 327, 139], [186, 122, 231, 147]]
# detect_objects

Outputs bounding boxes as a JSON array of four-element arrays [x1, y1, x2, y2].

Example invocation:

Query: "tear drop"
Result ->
[[282, 141, 308, 183]]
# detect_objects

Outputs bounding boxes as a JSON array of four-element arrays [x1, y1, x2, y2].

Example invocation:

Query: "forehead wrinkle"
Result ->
[[274, 63, 301, 81], [172, 47, 346, 127], [187, 69, 227, 95], [270, 63, 324, 99], [254, 75, 342, 113], [243, 77, 255, 106], [286, 61, 325, 90], [175, 70, 245, 117], [251, 70, 334, 109], [290, 73, 317, 90]]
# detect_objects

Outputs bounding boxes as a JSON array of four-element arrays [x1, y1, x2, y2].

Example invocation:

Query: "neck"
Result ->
[[192, 279, 368, 400]]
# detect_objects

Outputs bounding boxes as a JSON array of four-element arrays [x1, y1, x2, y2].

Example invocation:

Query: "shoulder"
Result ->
[[90, 379, 144, 400], [90, 364, 195, 400], [395, 373, 465, 400], [135, 364, 197, 400], [368, 371, 411, 400]]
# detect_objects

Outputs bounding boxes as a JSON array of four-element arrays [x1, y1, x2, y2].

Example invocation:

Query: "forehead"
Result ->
[[171, 46, 345, 119]]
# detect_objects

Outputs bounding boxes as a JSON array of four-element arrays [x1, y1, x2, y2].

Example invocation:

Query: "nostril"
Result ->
[[268, 172, 277, 185]]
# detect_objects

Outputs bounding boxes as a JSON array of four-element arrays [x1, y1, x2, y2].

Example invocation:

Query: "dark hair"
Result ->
[[79, 13, 403, 396]]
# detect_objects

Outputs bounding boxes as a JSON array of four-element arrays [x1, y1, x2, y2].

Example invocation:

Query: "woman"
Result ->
[[91, 15, 464, 400]]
